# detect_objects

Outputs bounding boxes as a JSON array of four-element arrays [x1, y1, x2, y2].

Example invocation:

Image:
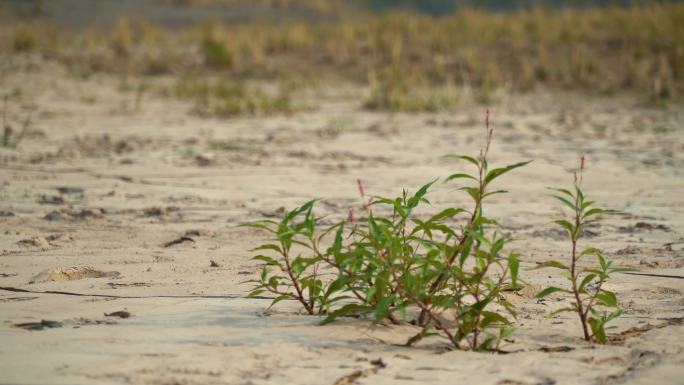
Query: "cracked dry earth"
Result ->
[[1, 58, 683, 385]]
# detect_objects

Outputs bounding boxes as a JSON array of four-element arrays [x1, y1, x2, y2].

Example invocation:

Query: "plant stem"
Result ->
[[281, 242, 314, 315], [385, 257, 461, 349], [571, 190, 591, 342]]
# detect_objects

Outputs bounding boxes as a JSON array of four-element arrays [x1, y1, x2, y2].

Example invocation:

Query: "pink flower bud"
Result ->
[[486, 109, 490, 132], [347, 207, 356, 222], [357, 178, 365, 198]]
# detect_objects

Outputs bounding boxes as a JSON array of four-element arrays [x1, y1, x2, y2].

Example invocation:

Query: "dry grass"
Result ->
[[1, 3, 682, 111]]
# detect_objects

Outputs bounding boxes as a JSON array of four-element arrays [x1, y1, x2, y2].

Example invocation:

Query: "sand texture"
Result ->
[[1, 59, 683, 385]]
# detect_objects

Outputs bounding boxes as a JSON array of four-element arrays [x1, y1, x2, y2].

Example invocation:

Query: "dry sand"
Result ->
[[1, 55, 683, 385]]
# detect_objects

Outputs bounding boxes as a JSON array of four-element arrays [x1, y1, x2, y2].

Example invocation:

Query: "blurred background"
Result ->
[[1, 0, 682, 115]]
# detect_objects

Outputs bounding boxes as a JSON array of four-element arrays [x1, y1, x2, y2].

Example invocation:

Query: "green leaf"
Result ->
[[483, 161, 532, 186], [554, 220, 575, 235], [247, 289, 266, 297], [500, 326, 515, 339], [461, 186, 481, 201], [578, 274, 597, 293], [323, 277, 348, 299], [373, 295, 396, 321], [459, 237, 474, 266], [575, 186, 585, 204], [583, 208, 607, 218], [284, 199, 317, 223], [596, 290, 618, 307], [536, 287, 569, 298], [251, 244, 282, 253], [407, 180, 436, 208], [588, 317, 607, 344], [508, 253, 520, 286], [267, 276, 280, 290], [239, 221, 277, 233], [368, 213, 384, 243], [428, 207, 465, 222], [529, 261, 569, 270], [580, 247, 601, 257], [268, 295, 291, 309], [549, 306, 577, 316], [320, 304, 372, 325], [253, 255, 282, 267], [480, 311, 511, 328], [597, 253, 607, 271], [444, 154, 479, 167], [606, 309, 623, 323], [547, 187, 574, 198], [482, 190, 509, 198], [552, 195, 576, 210], [331, 224, 344, 258], [406, 328, 438, 346], [445, 173, 477, 182]]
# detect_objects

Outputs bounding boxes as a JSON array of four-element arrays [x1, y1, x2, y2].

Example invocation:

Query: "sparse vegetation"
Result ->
[[174, 75, 295, 117], [1, 3, 682, 112]]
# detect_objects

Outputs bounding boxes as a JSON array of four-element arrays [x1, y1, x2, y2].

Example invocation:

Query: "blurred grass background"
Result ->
[[1, 0, 682, 114]]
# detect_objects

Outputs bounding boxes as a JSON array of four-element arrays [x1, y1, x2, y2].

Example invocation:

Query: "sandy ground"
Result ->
[[1, 55, 683, 385]]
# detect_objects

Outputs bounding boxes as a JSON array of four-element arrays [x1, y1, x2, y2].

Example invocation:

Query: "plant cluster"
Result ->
[[246, 112, 526, 350], [243, 112, 633, 350]]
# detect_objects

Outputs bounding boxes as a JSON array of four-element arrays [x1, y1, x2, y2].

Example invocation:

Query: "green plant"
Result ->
[[534, 157, 634, 343], [244, 111, 530, 351], [242, 200, 338, 315]]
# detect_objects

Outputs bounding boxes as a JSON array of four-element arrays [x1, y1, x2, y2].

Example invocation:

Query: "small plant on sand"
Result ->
[[244, 111, 530, 350], [242, 201, 339, 315], [534, 157, 634, 343]]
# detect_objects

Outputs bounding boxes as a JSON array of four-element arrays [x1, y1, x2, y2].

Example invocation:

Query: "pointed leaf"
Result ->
[[484, 160, 532, 186], [368, 213, 384, 243], [554, 220, 575, 235], [530, 261, 569, 270], [445, 173, 477, 182], [578, 274, 597, 293], [536, 287, 569, 298], [320, 304, 372, 325], [444, 154, 479, 167], [253, 255, 282, 267]]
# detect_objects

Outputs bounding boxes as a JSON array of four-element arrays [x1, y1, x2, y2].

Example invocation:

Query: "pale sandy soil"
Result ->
[[1, 55, 683, 385]]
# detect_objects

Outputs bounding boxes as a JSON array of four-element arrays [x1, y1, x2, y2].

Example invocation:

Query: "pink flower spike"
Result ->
[[357, 178, 366, 198], [348, 207, 356, 223]]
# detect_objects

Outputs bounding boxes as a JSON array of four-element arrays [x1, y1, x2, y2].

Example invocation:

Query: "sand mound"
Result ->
[[29, 266, 120, 284]]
